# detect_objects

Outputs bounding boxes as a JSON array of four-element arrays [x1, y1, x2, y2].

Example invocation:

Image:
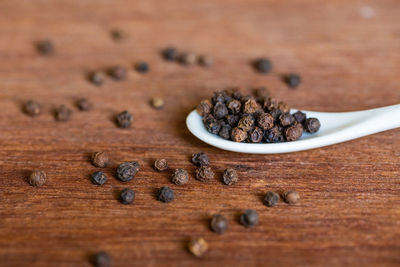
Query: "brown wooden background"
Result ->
[[0, 0, 399, 266]]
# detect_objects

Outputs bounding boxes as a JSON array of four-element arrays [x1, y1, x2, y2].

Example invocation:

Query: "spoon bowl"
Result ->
[[186, 104, 400, 154]]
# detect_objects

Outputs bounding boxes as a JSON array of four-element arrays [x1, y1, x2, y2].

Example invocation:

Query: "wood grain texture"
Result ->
[[0, 0, 399, 266]]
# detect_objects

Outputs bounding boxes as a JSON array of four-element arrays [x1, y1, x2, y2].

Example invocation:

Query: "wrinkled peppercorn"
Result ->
[[135, 62, 149, 73], [151, 97, 164, 109], [253, 58, 272, 73], [162, 47, 177, 61], [195, 166, 214, 182], [171, 168, 189, 185], [89, 71, 104, 86], [24, 100, 41, 116], [263, 97, 278, 111], [237, 115, 254, 131], [91, 171, 107, 185], [239, 209, 259, 228], [191, 152, 209, 167], [92, 251, 111, 267], [76, 98, 92, 111], [278, 102, 290, 113], [227, 99, 241, 114], [210, 214, 228, 234], [116, 111, 133, 128], [91, 152, 109, 168], [263, 191, 279, 207], [243, 98, 259, 114], [222, 168, 238, 185], [219, 124, 232, 140], [119, 188, 135, 204], [55, 105, 72, 121], [188, 237, 208, 257], [211, 91, 227, 104], [257, 112, 274, 130], [28, 170, 47, 187], [282, 190, 300, 204], [157, 186, 174, 203], [212, 102, 228, 119], [279, 113, 295, 127], [109, 66, 126, 80], [265, 126, 284, 143], [225, 114, 239, 127], [179, 52, 197, 65], [248, 127, 264, 143], [304, 118, 321, 133], [284, 73, 301, 88], [37, 40, 53, 55], [231, 127, 247, 142], [285, 123, 303, 141], [153, 159, 168, 172], [116, 161, 140, 182], [198, 55, 214, 67], [293, 110, 307, 123], [197, 100, 213, 116], [203, 115, 222, 134]]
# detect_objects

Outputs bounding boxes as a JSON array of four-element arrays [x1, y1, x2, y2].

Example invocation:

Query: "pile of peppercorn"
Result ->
[[197, 89, 321, 143]]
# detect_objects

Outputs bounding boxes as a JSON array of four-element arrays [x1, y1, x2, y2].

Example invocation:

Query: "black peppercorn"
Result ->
[[157, 186, 174, 203], [211, 91, 227, 104], [222, 168, 238, 185], [109, 66, 126, 80], [116, 111, 133, 128], [197, 100, 213, 116], [28, 170, 47, 187], [263, 97, 278, 111], [135, 62, 149, 73], [269, 108, 282, 120], [227, 99, 241, 114], [55, 105, 72, 122], [153, 159, 168, 172], [191, 152, 209, 167], [116, 161, 140, 182], [293, 110, 307, 123], [284, 73, 302, 88], [304, 118, 321, 133], [203, 115, 222, 135], [243, 98, 259, 114], [171, 168, 189, 185], [237, 115, 254, 132], [239, 209, 259, 228], [212, 102, 228, 119], [231, 127, 247, 142], [265, 126, 284, 143], [89, 71, 104, 86], [279, 113, 295, 127], [225, 114, 239, 127], [92, 251, 111, 267], [263, 191, 279, 207], [76, 98, 92, 111], [248, 127, 264, 143], [24, 100, 41, 116], [210, 214, 228, 234], [218, 124, 232, 140], [282, 190, 300, 204], [37, 40, 54, 55], [257, 112, 274, 130], [285, 123, 303, 141], [91, 171, 107, 185], [278, 102, 290, 113], [195, 166, 214, 182], [119, 188, 135, 204], [253, 58, 272, 73], [92, 151, 109, 168], [162, 47, 177, 61], [254, 87, 270, 98]]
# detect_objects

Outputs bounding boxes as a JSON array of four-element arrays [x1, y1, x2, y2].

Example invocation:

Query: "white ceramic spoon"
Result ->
[[186, 104, 400, 154]]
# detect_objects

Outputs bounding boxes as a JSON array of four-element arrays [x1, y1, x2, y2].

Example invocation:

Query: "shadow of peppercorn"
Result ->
[[152, 187, 160, 201]]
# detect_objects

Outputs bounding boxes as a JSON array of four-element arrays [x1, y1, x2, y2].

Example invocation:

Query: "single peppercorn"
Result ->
[[195, 166, 214, 182], [225, 114, 239, 127], [293, 110, 307, 123], [191, 152, 209, 167], [210, 214, 228, 234], [218, 124, 232, 140], [239, 209, 259, 228], [231, 89, 243, 100], [284, 73, 302, 88], [278, 101, 290, 113], [76, 98, 92, 111], [111, 29, 126, 41], [116, 161, 140, 182], [28, 170, 47, 187], [282, 190, 300, 204], [222, 168, 238, 185], [265, 126, 284, 143], [153, 159, 168, 172], [91, 152, 109, 168], [285, 123, 303, 141], [231, 127, 247, 142], [179, 52, 197, 65], [227, 99, 241, 114], [116, 111, 133, 128], [162, 47, 177, 61], [269, 108, 282, 120], [92, 251, 111, 267], [203, 115, 222, 134], [253, 58, 272, 73], [135, 62, 149, 73], [24, 100, 41, 116], [109, 66, 126, 80], [198, 55, 214, 67], [188, 237, 208, 257], [151, 97, 164, 109], [171, 168, 189, 185], [237, 115, 254, 132], [55, 105, 72, 122], [263, 191, 280, 207], [211, 91, 227, 104], [91, 171, 107, 185], [196, 99, 213, 116], [243, 98, 259, 114], [304, 118, 321, 133], [119, 188, 135, 204], [89, 71, 104, 86], [279, 113, 295, 127], [37, 40, 54, 55], [248, 127, 264, 143], [212, 102, 228, 119], [263, 97, 278, 111], [157, 186, 174, 203], [257, 112, 274, 130]]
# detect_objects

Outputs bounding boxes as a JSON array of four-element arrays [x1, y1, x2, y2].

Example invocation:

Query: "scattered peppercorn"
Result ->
[[198, 55, 214, 67], [135, 62, 149, 73], [91, 171, 107, 185], [179, 52, 197, 65], [304, 118, 321, 133], [263, 191, 280, 207], [28, 170, 47, 187], [116, 161, 140, 182], [171, 168, 189, 185], [151, 97, 164, 109], [162, 47, 177, 61], [153, 159, 168, 172], [253, 58, 272, 73], [195, 166, 214, 182], [188, 237, 208, 257], [37, 40, 54, 55], [157, 186, 174, 203], [89, 71, 104, 86], [111, 29, 126, 41], [119, 188, 135, 204], [109, 66, 126, 80], [24, 100, 41, 116], [239, 209, 259, 228], [116, 111, 133, 128], [222, 168, 238, 185], [92, 251, 111, 267], [284, 73, 301, 88], [282, 190, 300, 204], [191, 152, 209, 167], [76, 98, 92, 111], [55, 105, 72, 122], [210, 214, 228, 234], [91, 152, 109, 168]]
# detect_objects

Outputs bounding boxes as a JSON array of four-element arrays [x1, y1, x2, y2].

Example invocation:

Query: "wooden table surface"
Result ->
[[0, 0, 399, 266]]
